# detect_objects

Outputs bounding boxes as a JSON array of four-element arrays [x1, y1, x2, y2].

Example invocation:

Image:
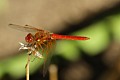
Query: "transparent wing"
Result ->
[[42, 39, 56, 76], [9, 24, 44, 32]]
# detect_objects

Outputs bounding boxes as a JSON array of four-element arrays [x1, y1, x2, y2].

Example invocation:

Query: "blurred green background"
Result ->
[[0, 0, 120, 80]]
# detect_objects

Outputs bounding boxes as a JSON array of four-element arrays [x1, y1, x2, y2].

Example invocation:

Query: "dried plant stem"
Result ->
[[26, 55, 30, 80]]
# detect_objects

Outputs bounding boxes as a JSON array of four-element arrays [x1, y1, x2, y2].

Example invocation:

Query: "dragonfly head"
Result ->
[[25, 33, 34, 43]]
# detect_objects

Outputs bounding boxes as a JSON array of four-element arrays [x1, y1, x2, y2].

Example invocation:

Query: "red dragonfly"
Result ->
[[9, 24, 90, 76]]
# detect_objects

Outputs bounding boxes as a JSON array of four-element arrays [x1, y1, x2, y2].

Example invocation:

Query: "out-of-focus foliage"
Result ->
[[0, 53, 44, 79], [106, 14, 120, 41], [55, 21, 111, 57], [56, 13, 120, 58], [73, 21, 110, 56], [55, 40, 80, 61]]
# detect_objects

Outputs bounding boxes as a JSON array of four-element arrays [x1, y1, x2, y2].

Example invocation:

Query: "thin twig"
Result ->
[[26, 54, 30, 80]]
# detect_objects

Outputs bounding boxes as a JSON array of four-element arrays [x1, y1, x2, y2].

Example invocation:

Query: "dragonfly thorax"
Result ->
[[34, 32, 51, 42]]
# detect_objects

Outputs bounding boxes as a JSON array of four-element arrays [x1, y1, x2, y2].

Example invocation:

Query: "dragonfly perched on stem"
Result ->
[[9, 24, 90, 76]]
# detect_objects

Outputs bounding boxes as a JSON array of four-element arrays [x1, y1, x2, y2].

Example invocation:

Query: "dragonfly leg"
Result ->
[[31, 56, 37, 62], [36, 43, 45, 55], [38, 42, 48, 54]]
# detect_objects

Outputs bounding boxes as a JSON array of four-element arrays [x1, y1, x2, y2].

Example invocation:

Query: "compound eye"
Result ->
[[25, 33, 34, 43]]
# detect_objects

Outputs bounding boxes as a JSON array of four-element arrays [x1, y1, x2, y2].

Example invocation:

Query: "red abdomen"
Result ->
[[51, 34, 90, 40]]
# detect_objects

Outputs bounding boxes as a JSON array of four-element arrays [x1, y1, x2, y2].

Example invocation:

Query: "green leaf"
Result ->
[[55, 40, 80, 61], [106, 14, 120, 41], [73, 21, 110, 56]]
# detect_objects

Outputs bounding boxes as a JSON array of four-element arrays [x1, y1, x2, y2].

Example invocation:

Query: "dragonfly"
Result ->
[[9, 24, 90, 76]]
